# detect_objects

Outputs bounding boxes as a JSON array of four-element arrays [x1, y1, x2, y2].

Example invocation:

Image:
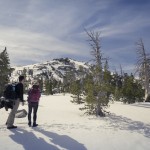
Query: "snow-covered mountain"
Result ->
[[10, 58, 89, 82]]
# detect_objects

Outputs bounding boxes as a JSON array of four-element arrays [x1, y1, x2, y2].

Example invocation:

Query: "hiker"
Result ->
[[27, 82, 41, 127], [6, 75, 25, 129]]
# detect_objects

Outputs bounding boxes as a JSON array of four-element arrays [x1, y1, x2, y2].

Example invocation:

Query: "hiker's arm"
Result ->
[[16, 83, 24, 102], [19, 84, 24, 102]]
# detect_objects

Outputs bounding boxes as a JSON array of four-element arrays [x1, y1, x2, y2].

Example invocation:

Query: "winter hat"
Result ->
[[32, 80, 39, 85], [32, 84, 39, 89]]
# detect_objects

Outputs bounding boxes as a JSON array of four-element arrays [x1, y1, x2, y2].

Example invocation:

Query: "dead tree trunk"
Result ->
[[135, 39, 150, 101]]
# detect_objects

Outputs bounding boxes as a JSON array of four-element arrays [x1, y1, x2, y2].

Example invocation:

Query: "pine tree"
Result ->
[[81, 73, 98, 115], [38, 77, 44, 93], [63, 69, 76, 93], [112, 73, 123, 101], [103, 59, 113, 99], [22, 68, 27, 78], [70, 80, 83, 104], [0, 47, 12, 96], [121, 73, 144, 103], [44, 79, 53, 95], [82, 30, 110, 116]]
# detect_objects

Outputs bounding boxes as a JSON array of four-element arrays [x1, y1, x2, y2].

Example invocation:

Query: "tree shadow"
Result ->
[[9, 127, 87, 150], [130, 103, 150, 109], [104, 113, 150, 138], [34, 128, 87, 150]]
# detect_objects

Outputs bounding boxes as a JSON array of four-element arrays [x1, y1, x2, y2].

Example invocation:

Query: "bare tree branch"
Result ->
[[135, 38, 150, 100]]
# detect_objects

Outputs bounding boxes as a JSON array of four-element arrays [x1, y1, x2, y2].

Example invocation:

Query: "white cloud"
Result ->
[[0, 25, 90, 65], [0, 0, 150, 74], [102, 21, 149, 38]]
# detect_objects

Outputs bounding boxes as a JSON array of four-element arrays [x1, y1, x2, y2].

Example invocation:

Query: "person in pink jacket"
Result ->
[[27, 83, 41, 127]]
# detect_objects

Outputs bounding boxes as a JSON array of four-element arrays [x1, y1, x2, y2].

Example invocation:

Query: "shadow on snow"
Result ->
[[104, 113, 150, 138], [9, 128, 87, 150]]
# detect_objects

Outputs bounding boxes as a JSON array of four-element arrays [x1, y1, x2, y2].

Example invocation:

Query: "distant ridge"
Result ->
[[10, 58, 90, 82]]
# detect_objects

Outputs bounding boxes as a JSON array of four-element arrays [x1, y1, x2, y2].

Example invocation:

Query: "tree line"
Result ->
[[65, 31, 149, 116], [0, 32, 149, 117]]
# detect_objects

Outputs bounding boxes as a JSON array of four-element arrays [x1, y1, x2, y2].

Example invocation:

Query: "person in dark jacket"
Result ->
[[6, 75, 25, 129], [27, 82, 41, 127]]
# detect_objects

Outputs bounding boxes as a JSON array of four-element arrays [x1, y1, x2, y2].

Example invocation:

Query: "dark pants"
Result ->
[[28, 102, 39, 124]]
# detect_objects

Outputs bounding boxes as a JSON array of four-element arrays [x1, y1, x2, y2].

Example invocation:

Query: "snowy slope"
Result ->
[[10, 58, 89, 82], [0, 94, 150, 150]]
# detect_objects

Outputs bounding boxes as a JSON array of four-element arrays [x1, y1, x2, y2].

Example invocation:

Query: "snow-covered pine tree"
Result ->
[[135, 39, 150, 101], [0, 47, 12, 96]]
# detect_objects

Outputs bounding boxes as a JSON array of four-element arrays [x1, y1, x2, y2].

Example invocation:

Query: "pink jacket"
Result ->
[[28, 88, 41, 103]]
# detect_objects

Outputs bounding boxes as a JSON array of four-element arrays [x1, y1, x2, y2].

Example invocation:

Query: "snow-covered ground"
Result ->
[[0, 94, 150, 150]]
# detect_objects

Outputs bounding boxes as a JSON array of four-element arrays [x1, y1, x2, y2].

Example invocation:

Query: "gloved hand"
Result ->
[[21, 100, 26, 106], [22, 102, 24, 106]]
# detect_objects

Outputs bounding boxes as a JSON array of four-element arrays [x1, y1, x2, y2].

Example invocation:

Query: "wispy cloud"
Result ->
[[0, 0, 150, 74], [0, 25, 89, 65]]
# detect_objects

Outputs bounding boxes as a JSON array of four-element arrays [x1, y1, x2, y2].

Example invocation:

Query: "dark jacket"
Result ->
[[15, 82, 24, 102]]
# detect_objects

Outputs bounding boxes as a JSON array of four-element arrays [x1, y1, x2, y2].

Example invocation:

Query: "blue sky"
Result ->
[[0, 0, 150, 73]]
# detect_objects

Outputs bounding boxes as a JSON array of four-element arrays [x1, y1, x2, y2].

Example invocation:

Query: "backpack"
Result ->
[[15, 109, 27, 118], [0, 96, 14, 111], [28, 88, 40, 102], [4, 83, 18, 100]]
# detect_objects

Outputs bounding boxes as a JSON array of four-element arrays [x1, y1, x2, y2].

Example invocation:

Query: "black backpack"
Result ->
[[0, 96, 14, 111], [4, 83, 18, 100]]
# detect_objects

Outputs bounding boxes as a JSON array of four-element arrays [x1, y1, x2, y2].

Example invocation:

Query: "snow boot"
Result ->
[[28, 122, 31, 127], [33, 123, 38, 127], [7, 125, 17, 129]]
